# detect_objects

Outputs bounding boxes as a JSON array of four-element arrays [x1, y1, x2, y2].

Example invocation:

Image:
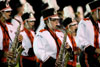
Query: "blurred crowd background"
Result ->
[[0, 0, 94, 31], [25, 0, 94, 31]]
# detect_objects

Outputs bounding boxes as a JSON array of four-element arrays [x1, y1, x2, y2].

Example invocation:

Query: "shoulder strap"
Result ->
[[14, 18, 21, 25], [0, 21, 12, 42], [47, 28, 62, 58]]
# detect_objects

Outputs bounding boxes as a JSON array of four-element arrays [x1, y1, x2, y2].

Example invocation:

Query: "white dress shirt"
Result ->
[[0, 23, 15, 50], [20, 30, 35, 56], [76, 19, 100, 50], [33, 30, 64, 62]]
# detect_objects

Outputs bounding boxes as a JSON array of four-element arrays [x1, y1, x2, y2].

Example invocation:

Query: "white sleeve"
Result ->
[[76, 20, 90, 50], [11, 19, 20, 32], [22, 40, 29, 55], [33, 34, 49, 62], [0, 27, 3, 50], [20, 32, 31, 53]]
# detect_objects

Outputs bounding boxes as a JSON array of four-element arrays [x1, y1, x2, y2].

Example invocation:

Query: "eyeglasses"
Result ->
[[69, 23, 78, 26], [50, 18, 60, 21], [27, 21, 35, 22], [4, 11, 12, 12]]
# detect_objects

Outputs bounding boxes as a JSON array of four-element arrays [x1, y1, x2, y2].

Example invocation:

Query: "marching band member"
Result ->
[[9, 0, 24, 32], [20, 13, 36, 67], [60, 6, 81, 67], [33, 8, 64, 67], [62, 17, 80, 67], [0, 1, 15, 67], [76, 0, 100, 67]]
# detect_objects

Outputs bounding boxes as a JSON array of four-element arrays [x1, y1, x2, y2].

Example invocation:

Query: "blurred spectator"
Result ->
[[9, 0, 24, 32]]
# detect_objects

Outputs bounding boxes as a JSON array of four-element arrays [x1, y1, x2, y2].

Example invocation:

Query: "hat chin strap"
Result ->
[[2, 13, 8, 20], [96, 9, 99, 20], [25, 22, 30, 29], [25, 21, 33, 30], [48, 18, 54, 30]]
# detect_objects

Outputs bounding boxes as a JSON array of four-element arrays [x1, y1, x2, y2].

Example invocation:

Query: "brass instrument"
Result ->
[[7, 20, 24, 67], [55, 27, 70, 67]]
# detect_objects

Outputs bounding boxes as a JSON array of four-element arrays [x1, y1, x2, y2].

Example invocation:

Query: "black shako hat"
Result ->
[[22, 13, 30, 21], [0, 1, 12, 12], [41, 8, 59, 20], [22, 13, 36, 22], [86, 0, 100, 12], [62, 17, 72, 27]]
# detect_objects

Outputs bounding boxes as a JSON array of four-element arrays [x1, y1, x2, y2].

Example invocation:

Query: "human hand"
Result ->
[[18, 34, 23, 42], [74, 47, 81, 55], [4, 51, 14, 58], [65, 42, 70, 49], [95, 48, 100, 54], [55, 58, 62, 67]]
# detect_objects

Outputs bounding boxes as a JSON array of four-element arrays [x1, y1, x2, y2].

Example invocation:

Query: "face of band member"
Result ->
[[69, 20, 78, 33], [3, 10, 12, 20], [48, 18, 60, 30], [97, 8, 100, 20], [93, 8, 100, 20], [27, 21, 35, 29]]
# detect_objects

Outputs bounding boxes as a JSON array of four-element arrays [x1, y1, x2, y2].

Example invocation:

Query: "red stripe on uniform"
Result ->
[[48, 29, 62, 58], [67, 33, 77, 67], [0, 21, 10, 63], [24, 28, 34, 47], [21, 56, 36, 61], [93, 24, 99, 48]]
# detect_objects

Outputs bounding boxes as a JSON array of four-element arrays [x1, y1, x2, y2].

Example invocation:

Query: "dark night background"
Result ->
[[27, 0, 94, 31]]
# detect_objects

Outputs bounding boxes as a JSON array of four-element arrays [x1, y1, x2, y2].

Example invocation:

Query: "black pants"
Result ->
[[0, 50, 8, 67], [0, 62, 8, 67], [79, 51, 87, 67], [42, 57, 56, 67], [21, 58, 36, 67], [79, 51, 100, 67]]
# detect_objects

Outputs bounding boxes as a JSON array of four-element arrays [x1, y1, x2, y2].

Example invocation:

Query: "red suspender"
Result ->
[[48, 29, 62, 58], [67, 33, 77, 67], [24, 28, 34, 47]]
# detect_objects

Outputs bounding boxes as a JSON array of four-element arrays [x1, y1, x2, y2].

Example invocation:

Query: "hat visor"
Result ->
[[50, 15, 59, 19], [27, 18, 36, 22], [1, 7, 12, 12]]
